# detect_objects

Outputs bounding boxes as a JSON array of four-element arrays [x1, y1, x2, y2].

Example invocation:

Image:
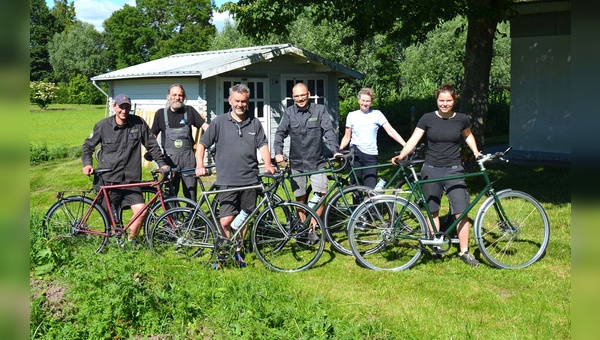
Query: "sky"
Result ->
[[45, 0, 235, 32]]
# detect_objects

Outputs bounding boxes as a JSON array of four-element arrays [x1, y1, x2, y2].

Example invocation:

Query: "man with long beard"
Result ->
[[151, 84, 209, 201]]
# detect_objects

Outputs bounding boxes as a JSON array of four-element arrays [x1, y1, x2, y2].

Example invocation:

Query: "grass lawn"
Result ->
[[30, 104, 571, 339]]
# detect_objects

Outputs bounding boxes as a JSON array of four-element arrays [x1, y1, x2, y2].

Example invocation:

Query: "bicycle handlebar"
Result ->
[[180, 164, 216, 177], [259, 169, 284, 193], [477, 146, 512, 168], [327, 148, 354, 173]]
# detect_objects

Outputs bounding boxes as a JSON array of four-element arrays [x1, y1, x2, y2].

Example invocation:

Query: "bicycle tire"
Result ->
[[43, 196, 110, 254], [323, 185, 374, 255], [252, 201, 325, 272], [143, 196, 196, 245], [474, 190, 550, 269], [348, 195, 428, 271], [149, 207, 217, 266]]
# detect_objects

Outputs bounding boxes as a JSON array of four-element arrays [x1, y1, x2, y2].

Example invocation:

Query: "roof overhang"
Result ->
[[91, 43, 363, 81]]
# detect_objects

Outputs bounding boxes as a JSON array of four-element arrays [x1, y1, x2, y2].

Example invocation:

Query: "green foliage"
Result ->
[[30, 81, 59, 109], [47, 20, 107, 83], [29, 142, 80, 166], [50, 0, 76, 32], [30, 0, 57, 81], [66, 74, 106, 105], [103, 0, 216, 70]]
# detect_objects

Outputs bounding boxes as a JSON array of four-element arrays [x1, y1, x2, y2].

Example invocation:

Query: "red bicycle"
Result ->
[[42, 167, 193, 253]]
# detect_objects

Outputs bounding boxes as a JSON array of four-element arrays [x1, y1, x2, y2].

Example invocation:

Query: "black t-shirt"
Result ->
[[151, 105, 206, 147], [416, 111, 470, 167]]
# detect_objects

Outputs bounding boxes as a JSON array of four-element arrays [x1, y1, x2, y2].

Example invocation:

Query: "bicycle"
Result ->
[[149, 170, 326, 272], [322, 145, 427, 256], [43, 167, 186, 253], [273, 150, 378, 256], [347, 147, 550, 270]]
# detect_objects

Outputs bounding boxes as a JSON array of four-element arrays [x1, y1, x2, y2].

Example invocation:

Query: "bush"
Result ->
[[30, 143, 80, 165], [30, 81, 59, 109]]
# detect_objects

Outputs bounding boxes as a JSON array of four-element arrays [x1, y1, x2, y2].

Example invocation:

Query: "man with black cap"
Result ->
[[82, 94, 169, 249]]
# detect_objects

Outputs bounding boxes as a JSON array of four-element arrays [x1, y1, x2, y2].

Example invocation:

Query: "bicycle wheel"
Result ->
[[252, 201, 325, 272], [474, 190, 550, 269], [348, 195, 427, 271], [43, 196, 110, 253], [323, 185, 374, 255], [150, 207, 217, 266], [143, 196, 196, 245]]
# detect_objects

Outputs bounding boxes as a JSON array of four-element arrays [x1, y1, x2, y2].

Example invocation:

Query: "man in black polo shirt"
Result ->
[[82, 94, 169, 248]]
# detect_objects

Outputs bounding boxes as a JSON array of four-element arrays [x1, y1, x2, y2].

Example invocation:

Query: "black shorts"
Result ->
[[420, 164, 469, 214], [217, 185, 258, 218]]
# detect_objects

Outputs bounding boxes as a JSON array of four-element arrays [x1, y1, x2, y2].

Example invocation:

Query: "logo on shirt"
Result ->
[[308, 117, 318, 121]]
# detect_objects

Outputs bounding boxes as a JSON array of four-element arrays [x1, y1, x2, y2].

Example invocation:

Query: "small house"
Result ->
[[91, 44, 363, 165]]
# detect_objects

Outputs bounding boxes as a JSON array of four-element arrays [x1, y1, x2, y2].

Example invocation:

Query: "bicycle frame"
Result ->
[[277, 153, 353, 212], [69, 170, 171, 238], [391, 159, 511, 246], [174, 171, 284, 245]]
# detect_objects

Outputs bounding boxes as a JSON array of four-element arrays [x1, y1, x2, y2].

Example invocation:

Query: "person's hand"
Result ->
[[264, 164, 276, 174], [275, 154, 284, 163], [195, 166, 206, 177], [391, 155, 403, 166], [474, 150, 483, 159], [82, 165, 94, 176]]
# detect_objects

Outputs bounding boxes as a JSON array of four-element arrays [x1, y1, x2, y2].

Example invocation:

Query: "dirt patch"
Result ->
[[30, 275, 68, 318]]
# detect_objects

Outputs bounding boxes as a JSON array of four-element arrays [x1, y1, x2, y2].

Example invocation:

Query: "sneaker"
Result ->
[[460, 252, 481, 267], [234, 251, 247, 268], [213, 253, 228, 270], [117, 237, 140, 251], [306, 229, 320, 244]]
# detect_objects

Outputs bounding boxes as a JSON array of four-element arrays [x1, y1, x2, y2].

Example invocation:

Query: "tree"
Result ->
[[103, 5, 155, 70], [103, 0, 216, 69], [47, 21, 107, 83], [51, 0, 76, 32], [30, 0, 56, 81], [225, 0, 516, 148]]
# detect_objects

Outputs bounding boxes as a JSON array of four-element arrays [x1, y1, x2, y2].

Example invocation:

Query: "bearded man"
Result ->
[[151, 84, 209, 200]]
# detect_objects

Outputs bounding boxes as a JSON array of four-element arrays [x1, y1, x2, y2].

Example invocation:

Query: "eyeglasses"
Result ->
[[292, 93, 309, 99], [235, 122, 242, 137]]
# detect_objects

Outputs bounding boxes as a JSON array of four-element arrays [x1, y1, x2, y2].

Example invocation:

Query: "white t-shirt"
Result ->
[[346, 109, 388, 155]]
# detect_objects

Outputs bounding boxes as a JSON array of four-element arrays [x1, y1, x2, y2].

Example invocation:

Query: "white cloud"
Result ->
[[74, 0, 134, 32], [211, 11, 234, 32], [71, 0, 233, 32]]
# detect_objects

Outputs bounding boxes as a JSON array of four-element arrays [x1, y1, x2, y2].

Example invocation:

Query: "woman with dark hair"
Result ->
[[392, 83, 483, 266]]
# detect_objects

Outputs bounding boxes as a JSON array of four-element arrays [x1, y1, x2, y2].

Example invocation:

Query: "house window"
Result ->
[[284, 78, 325, 108]]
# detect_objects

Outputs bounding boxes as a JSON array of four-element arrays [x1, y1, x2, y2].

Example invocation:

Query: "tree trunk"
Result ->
[[460, 0, 504, 168]]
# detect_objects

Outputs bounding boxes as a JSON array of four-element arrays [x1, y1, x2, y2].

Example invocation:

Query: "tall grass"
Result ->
[[30, 105, 571, 339]]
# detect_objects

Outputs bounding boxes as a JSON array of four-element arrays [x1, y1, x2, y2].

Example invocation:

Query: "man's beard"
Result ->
[[168, 100, 184, 110]]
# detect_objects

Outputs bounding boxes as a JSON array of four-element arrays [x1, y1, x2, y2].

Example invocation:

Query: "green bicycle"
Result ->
[[347, 147, 550, 270]]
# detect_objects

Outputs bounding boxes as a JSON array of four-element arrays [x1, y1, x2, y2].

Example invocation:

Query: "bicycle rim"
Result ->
[[323, 185, 373, 256], [348, 196, 427, 271], [475, 190, 550, 269], [43, 197, 109, 254], [150, 207, 217, 267], [252, 202, 325, 272], [143, 197, 196, 246]]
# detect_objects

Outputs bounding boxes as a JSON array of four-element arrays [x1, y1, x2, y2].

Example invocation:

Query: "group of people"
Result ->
[[81, 81, 482, 267]]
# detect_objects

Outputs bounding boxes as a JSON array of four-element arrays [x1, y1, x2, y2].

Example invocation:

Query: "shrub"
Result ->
[[30, 143, 79, 165], [30, 81, 59, 109]]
